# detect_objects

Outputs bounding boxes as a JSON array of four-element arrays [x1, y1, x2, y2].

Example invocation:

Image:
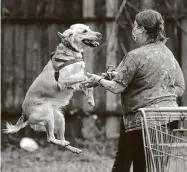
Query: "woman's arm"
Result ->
[[174, 60, 185, 97], [99, 79, 125, 94], [85, 53, 138, 94], [85, 73, 125, 94]]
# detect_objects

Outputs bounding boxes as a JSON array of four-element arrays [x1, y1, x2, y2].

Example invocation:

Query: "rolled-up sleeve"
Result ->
[[113, 53, 138, 88]]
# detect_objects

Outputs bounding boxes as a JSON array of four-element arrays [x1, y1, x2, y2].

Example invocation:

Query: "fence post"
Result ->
[[82, 0, 95, 112], [105, 0, 121, 138]]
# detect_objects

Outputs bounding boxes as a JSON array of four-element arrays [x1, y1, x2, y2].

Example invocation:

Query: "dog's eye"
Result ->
[[83, 29, 87, 33]]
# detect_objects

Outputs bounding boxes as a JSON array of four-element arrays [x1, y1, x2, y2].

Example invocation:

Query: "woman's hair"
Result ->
[[135, 10, 167, 43]]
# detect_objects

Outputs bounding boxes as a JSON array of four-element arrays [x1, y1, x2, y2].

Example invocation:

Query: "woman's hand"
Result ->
[[83, 72, 102, 88], [101, 71, 118, 80], [83, 72, 125, 93]]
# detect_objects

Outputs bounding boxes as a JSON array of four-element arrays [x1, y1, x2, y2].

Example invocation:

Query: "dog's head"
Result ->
[[58, 24, 102, 51]]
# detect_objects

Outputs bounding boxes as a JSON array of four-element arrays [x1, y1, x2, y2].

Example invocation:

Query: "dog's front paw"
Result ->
[[61, 140, 70, 146], [72, 147, 82, 154]]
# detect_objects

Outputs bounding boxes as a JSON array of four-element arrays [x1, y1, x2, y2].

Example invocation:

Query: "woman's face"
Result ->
[[132, 21, 142, 40], [132, 20, 146, 45]]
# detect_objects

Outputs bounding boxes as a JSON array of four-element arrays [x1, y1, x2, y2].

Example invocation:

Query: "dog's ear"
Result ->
[[58, 32, 65, 39], [58, 30, 74, 39]]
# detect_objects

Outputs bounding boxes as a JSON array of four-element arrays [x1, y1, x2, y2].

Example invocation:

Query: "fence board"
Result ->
[[106, 0, 118, 17], [82, 23, 95, 112], [105, 22, 118, 111], [93, 22, 107, 113], [32, 26, 41, 79], [83, 0, 95, 18], [35, 25, 44, 76], [181, 19, 187, 106], [13, 24, 25, 109], [82, 1, 96, 111], [39, 25, 49, 69], [105, 0, 120, 112], [25, 25, 35, 90], [165, 21, 180, 61], [82, 0, 96, 111], [1, 24, 5, 110], [48, 24, 59, 53], [95, 0, 106, 18], [2, 24, 14, 109]]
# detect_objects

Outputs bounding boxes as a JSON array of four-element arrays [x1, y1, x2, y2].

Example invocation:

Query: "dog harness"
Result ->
[[50, 52, 83, 82]]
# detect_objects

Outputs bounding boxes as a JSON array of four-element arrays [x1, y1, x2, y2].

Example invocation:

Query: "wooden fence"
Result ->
[[1, 0, 187, 117]]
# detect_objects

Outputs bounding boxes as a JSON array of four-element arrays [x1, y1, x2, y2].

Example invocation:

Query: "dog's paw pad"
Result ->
[[72, 148, 82, 154]]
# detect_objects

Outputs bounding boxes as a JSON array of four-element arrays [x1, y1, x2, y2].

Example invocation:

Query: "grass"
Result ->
[[2, 133, 186, 172], [1, 144, 114, 172], [1, 117, 118, 172], [2, 144, 186, 172]]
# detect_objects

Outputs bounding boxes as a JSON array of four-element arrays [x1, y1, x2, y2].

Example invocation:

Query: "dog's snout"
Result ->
[[96, 33, 102, 39]]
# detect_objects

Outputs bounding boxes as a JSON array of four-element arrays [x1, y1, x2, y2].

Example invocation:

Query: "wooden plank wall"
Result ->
[[1, 0, 187, 117], [181, 19, 187, 106]]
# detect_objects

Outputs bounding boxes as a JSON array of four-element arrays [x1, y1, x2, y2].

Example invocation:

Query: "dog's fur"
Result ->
[[3, 24, 101, 154]]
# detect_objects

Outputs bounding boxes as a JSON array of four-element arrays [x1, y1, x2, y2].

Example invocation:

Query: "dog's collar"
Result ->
[[61, 39, 79, 53]]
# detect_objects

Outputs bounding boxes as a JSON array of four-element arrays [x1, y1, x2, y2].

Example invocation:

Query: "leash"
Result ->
[[50, 52, 83, 82]]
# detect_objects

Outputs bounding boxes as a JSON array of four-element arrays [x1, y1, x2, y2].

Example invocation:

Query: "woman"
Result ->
[[85, 10, 185, 172]]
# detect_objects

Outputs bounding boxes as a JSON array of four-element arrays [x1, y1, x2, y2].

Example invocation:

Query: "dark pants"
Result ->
[[112, 119, 179, 172], [112, 120, 146, 172]]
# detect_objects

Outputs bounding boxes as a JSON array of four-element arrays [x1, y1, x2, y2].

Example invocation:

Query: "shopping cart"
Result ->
[[139, 107, 187, 172]]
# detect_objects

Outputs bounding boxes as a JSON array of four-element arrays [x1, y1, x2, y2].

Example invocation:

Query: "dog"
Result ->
[[3, 24, 102, 154]]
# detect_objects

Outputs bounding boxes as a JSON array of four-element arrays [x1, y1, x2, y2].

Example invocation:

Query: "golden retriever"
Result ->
[[3, 24, 102, 154]]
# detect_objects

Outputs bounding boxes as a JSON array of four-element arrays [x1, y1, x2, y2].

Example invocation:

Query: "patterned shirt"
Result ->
[[113, 42, 185, 131]]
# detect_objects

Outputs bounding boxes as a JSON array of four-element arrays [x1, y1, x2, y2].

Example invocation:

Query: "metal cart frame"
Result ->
[[139, 107, 187, 172]]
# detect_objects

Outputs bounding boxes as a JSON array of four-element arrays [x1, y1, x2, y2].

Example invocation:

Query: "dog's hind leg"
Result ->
[[45, 117, 70, 147], [28, 106, 69, 147], [54, 109, 82, 154], [53, 108, 66, 141]]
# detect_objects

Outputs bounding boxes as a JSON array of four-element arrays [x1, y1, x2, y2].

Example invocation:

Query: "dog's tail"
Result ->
[[3, 114, 28, 134]]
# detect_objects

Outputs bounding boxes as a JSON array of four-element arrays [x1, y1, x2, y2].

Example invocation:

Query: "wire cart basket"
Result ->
[[139, 107, 187, 172]]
